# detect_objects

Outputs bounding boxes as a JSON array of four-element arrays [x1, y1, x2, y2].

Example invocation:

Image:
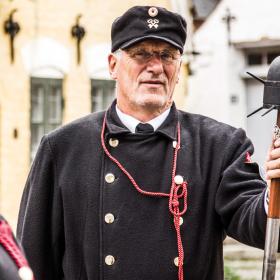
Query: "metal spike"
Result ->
[[261, 106, 277, 116], [247, 106, 264, 118], [246, 72, 266, 84]]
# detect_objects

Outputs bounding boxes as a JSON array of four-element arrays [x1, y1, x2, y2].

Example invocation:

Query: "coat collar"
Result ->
[[115, 105, 171, 133], [105, 99, 178, 140]]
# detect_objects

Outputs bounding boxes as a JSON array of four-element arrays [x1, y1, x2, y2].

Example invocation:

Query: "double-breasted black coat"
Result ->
[[17, 102, 267, 280]]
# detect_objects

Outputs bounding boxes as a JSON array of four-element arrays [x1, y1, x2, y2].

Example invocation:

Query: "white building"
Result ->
[[188, 0, 280, 164]]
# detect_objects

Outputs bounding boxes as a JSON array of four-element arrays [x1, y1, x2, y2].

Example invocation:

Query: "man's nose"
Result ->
[[146, 55, 164, 74]]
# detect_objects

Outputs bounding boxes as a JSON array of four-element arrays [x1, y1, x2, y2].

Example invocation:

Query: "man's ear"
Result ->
[[108, 53, 118, 80]]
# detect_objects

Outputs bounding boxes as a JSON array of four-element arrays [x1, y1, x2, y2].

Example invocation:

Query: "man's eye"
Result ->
[[133, 51, 150, 59], [160, 52, 173, 61]]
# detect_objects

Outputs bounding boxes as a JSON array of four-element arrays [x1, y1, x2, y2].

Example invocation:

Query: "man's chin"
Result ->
[[135, 94, 167, 109]]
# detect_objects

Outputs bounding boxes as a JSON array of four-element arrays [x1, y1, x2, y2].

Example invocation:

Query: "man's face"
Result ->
[[109, 40, 182, 116]]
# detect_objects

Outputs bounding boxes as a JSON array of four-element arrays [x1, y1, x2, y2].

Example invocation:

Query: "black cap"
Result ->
[[111, 6, 187, 53]]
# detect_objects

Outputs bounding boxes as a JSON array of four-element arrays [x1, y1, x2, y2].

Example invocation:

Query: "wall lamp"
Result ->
[[4, 9, 20, 63], [71, 14, 86, 64]]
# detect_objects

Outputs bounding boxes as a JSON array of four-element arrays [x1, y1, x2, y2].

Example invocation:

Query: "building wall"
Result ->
[[0, 0, 190, 228]]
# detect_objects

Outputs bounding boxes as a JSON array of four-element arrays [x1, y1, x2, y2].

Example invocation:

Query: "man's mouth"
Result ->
[[140, 80, 165, 87]]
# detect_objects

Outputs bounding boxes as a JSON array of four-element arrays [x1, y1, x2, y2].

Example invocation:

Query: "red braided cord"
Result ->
[[166, 119, 187, 280], [0, 220, 34, 278], [101, 114, 188, 280]]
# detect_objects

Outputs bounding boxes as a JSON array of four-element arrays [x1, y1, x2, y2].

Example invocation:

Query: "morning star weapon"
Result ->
[[247, 56, 280, 280]]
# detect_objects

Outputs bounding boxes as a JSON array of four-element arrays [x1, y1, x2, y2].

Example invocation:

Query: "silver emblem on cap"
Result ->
[[148, 7, 158, 17], [147, 19, 159, 29]]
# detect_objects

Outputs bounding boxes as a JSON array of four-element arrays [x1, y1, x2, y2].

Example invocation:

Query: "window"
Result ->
[[267, 51, 280, 64], [91, 79, 115, 112], [247, 53, 262, 65], [246, 48, 280, 66], [30, 78, 63, 161]]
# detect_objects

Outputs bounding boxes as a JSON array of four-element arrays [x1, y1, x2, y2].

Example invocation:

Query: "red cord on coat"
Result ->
[[101, 113, 188, 280], [0, 220, 34, 279]]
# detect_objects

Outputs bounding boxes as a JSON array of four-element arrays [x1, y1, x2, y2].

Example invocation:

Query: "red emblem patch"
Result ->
[[245, 152, 252, 163]]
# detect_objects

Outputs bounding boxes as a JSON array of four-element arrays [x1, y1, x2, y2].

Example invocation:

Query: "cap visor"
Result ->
[[120, 35, 183, 53]]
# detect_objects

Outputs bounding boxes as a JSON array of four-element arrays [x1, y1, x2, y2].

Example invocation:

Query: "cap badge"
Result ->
[[147, 19, 159, 29], [148, 7, 158, 17]]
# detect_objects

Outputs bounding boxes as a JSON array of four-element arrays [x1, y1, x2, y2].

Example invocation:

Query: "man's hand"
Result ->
[[265, 138, 280, 180]]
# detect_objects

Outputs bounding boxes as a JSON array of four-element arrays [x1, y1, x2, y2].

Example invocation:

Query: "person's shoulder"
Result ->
[[38, 111, 105, 152], [178, 110, 248, 152], [47, 111, 105, 140], [179, 110, 238, 135]]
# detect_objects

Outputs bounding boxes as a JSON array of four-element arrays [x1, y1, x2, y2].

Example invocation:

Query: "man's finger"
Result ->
[[266, 158, 280, 171], [274, 138, 280, 148], [269, 147, 280, 160], [266, 169, 280, 180]]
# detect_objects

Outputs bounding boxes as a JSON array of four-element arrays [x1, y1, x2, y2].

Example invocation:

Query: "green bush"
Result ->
[[224, 265, 241, 280]]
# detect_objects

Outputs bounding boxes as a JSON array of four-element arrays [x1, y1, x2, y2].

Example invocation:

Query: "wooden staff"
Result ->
[[262, 116, 280, 280]]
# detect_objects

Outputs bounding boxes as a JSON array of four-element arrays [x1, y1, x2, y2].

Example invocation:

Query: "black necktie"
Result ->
[[135, 123, 154, 134]]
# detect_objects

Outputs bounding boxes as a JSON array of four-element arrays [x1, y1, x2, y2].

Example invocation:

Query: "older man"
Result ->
[[17, 5, 280, 280]]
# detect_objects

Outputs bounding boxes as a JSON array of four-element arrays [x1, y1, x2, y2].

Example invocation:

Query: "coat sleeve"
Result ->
[[17, 136, 64, 279], [215, 128, 268, 249]]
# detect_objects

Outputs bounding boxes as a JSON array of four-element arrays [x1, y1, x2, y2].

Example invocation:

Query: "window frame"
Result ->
[[30, 77, 63, 161], [91, 79, 116, 112]]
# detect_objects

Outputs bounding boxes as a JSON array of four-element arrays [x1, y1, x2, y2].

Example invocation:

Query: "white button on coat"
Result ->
[[105, 173, 115, 183], [179, 217, 183, 226], [105, 213, 115, 224], [174, 175, 183, 185], [18, 266, 34, 280], [109, 138, 119, 147], [174, 257, 179, 267], [105, 255, 115, 265]]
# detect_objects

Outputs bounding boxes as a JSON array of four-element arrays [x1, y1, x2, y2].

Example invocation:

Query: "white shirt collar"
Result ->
[[116, 105, 171, 133]]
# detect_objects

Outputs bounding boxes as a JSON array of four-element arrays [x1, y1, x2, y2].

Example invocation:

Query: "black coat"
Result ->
[[17, 102, 267, 280]]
